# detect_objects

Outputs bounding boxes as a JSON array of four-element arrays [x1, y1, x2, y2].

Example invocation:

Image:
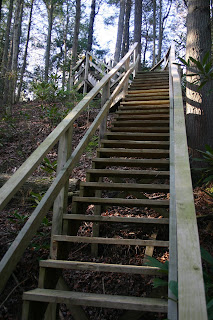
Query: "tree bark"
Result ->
[[17, 0, 34, 102], [62, 0, 69, 89], [114, 0, 125, 64], [87, 0, 96, 52], [152, 0, 156, 67], [121, 0, 131, 58], [72, 0, 81, 67], [186, 0, 213, 155], [44, 0, 54, 82], [134, 0, 142, 70], [157, 0, 162, 62]]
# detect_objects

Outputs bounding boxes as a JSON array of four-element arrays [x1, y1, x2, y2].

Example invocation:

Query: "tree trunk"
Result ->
[[152, 0, 156, 67], [157, 0, 162, 61], [121, 0, 132, 58], [17, 0, 34, 102], [44, 0, 54, 82], [134, 0, 142, 70], [0, 0, 3, 22], [62, 0, 69, 89], [114, 0, 125, 64], [186, 0, 213, 155], [87, 0, 96, 52], [0, 0, 13, 110], [143, 22, 149, 66], [72, 0, 81, 67]]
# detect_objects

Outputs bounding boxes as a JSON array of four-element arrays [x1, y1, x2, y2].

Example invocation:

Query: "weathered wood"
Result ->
[[53, 235, 169, 247], [105, 132, 170, 141], [80, 182, 170, 192], [97, 148, 169, 158], [100, 139, 169, 149], [23, 288, 168, 312], [121, 100, 170, 105], [171, 44, 207, 319], [93, 158, 170, 168], [63, 214, 169, 224], [112, 120, 169, 127], [72, 196, 169, 208], [111, 127, 169, 133], [86, 168, 170, 179], [115, 114, 169, 120], [40, 259, 165, 275], [128, 89, 169, 94]]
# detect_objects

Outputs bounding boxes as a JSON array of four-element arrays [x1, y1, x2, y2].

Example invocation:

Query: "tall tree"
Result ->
[[134, 0, 142, 69], [114, 0, 125, 63], [72, 0, 81, 67], [185, 0, 213, 154], [121, 0, 131, 57], [152, 0, 156, 66], [87, 0, 96, 52]]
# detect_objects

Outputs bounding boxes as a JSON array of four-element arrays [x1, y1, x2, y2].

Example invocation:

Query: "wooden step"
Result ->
[[121, 100, 170, 106], [116, 109, 169, 115], [128, 89, 169, 94], [86, 168, 169, 179], [130, 85, 169, 90], [72, 196, 169, 208], [92, 157, 170, 168], [111, 127, 169, 133], [53, 235, 169, 247], [111, 120, 169, 127], [115, 114, 169, 120], [125, 95, 169, 101], [97, 147, 169, 158], [132, 81, 169, 86], [119, 105, 169, 110], [63, 214, 169, 225], [23, 288, 168, 312], [126, 92, 169, 97], [100, 140, 169, 149], [104, 132, 169, 141], [40, 259, 166, 275]]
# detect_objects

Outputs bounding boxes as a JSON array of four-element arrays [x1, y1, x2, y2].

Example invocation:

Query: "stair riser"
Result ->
[[112, 122, 169, 128], [111, 127, 169, 133], [101, 142, 169, 149]]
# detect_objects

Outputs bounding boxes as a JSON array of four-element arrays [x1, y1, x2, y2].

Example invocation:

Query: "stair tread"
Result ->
[[105, 132, 169, 139], [115, 114, 169, 119], [100, 140, 169, 149], [23, 288, 168, 312], [40, 259, 165, 274], [128, 89, 169, 94], [87, 168, 169, 176], [80, 181, 170, 190], [53, 235, 169, 247], [121, 101, 170, 106], [63, 214, 169, 224], [72, 196, 169, 207], [93, 157, 169, 167]]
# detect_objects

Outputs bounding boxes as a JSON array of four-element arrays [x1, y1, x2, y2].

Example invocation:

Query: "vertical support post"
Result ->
[[83, 52, 89, 94], [122, 57, 130, 98], [99, 80, 110, 142], [133, 45, 138, 78], [50, 126, 73, 258]]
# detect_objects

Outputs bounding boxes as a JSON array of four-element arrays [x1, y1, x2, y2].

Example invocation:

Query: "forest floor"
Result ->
[[0, 101, 213, 320]]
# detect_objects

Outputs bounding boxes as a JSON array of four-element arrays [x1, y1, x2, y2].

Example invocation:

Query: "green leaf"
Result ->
[[203, 52, 210, 65], [152, 278, 168, 288], [201, 247, 213, 265], [207, 299, 213, 310], [143, 255, 168, 273], [169, 280, 178, 298]]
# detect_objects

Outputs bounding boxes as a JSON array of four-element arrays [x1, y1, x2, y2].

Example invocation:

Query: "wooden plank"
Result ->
[[23, 288, 168, 312], [111, 127, 169, 133], [121, 100, 170, 105], [128, 89, 169, 94], [72, 196, 169, 208], [100, 140, 169, 149], [104, 132, 170, 141], [80, 182, 170, 191], [116, 109, 169, 115], [40, 259, 165, 275], [143, 232, 158, 264], [86, 168, 170, 178], [63, 214, 169, 224], [115, 114, 169, 120], [171, 47, 207, 319], [93, 158, 170, 168], [112, 120, 169, 127], [53, 235, 169, 247], [97, 148, 170, 158]]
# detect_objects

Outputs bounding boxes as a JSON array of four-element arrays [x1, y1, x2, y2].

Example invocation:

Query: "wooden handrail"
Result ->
[[150, 47, 171, 71], [169, 42, 207, 319], [0, 43, 139, 293]]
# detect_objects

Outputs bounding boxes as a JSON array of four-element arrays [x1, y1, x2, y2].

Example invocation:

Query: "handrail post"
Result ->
[[99, 80, 110, 142], [122, 57, 130, 98], [83, 52, 89, 94], [50, 126, 73, 258], [133, 45, 138, 78]]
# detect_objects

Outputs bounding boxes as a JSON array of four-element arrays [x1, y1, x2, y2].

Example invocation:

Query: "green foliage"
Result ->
[[194, 145, 213, 185], [30, 191, 45, 206], [201, 247, 213, 319], [8, 210, 28, 224], [177, 52, 213, 90], [86, 135, 98, 153], [41, 157, 57, 175]]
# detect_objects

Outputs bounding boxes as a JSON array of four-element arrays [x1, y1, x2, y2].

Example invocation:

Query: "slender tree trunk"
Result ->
[[0, 0, 13, 106], [134, 0, 142, 70], [152, 0, 156, 67], [87, 0, 96, 52], [121, 0, 131, 58], [186, 0, 213, 155], [143, 23, 149, 66], [0, 0, 3, 22], [17, 0, 34, 102], [62, 0, 69, 89], [72, 0, 81, 67], [114, 0, 125, 64], [45, 0, 54, 82], [157, 0, 162, 61]]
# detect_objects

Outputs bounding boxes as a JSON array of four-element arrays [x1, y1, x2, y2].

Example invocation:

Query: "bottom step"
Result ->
[[23, 288, 168, 312]]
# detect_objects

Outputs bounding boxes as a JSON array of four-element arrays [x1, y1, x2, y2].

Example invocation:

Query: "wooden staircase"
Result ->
[[22, 71, 172, 319]]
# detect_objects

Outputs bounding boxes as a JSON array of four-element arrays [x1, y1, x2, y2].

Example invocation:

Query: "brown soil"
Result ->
[[0, 101, 212, 320]]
